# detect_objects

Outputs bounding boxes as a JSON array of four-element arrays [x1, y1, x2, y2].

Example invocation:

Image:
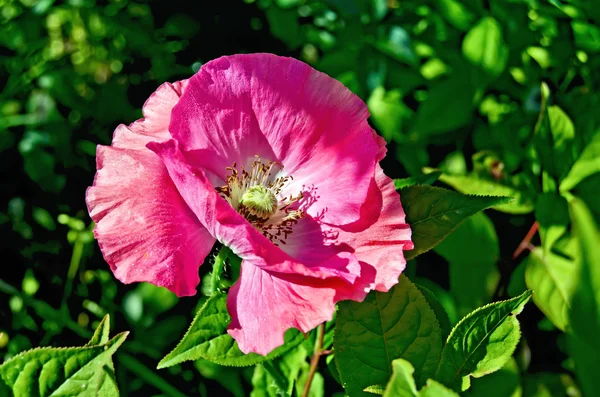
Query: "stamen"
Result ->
[[216, 156, 304, 244]]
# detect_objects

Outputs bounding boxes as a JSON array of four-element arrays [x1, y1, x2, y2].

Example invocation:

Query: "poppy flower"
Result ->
[[86, 53, 413, 355]]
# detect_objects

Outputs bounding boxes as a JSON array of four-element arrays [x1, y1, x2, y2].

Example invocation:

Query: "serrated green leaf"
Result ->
[[524, 249, 577, 331], [415, 284, 451, 341], [85, 314, 119, 397], [435, 213, 500, 317], [434, 290, 532, 391], [382, 359, 418, 397], [334, 275, 442, 396], [462, 17, 509, 77], [394, 171, 442, 189], [560, 130, 600, 192], [568, 199, 600, 397], [419, 379, 460, 397], [400, 185, 511, 260], [429, 171, 534, 214], [158, 293, 304, 369], [87, 314, 111, 346], [0, 332, 128, 397]]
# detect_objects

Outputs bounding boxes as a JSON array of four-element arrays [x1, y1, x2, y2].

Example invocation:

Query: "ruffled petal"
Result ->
[[112, 80, 189, 150], [148, 139, 361, 283], [168, 53, 380, 225], [336, 166, 414, 292], [86, 79, 215, 297]]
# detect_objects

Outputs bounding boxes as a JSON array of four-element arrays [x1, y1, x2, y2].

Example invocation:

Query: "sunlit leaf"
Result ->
[[158, 293, 304, 369], [335, 276, 442, 396], [462, 17, 509, 77], [400, 185, 511, 260], [435, 291, 532, 391], [382, 359, 417, 397], [560, 130, 600, 192], [0, 331, 128, 397], [430, 171, 534, 214]]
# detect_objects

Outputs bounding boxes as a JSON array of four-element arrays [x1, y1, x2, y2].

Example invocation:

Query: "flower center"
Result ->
[[216, 156, 304, 245], [240, 185, 278, 219]]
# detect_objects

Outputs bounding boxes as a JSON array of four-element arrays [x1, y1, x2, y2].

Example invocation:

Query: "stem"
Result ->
[[62, 238, 84, 307], [302, 323, 325, 397], [512, 221, 539, 259], [263, 360, 289, 395], [209, 245, 231, 295]]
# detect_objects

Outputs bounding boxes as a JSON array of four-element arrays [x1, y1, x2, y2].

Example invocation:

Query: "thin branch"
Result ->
[[302, 323, 325, 397]]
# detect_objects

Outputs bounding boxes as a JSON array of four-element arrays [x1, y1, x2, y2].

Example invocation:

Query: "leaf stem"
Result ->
[[302, 323, 325, 397], [512, 221, 539, 259], [210, 245, 231, 295], [263, 360, 289, 395]]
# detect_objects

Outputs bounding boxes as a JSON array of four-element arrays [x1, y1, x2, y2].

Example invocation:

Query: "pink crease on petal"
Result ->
[[86, 79, 215, 297]]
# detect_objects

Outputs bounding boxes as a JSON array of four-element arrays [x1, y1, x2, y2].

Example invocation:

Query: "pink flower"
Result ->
[[86, 53, 413, 355]]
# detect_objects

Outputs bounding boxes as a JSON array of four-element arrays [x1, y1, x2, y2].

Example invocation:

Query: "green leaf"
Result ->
[[334, 275, 442, 396], [382, 359, 418, 397], [434, 290, 532, 391], [463, 358, 521, 397], [251, 347, 307, 397], [435, 213, 500, 317], [394, 171, 442, 189], [87, 314, 111, 346], [368, 86, 410, 141], [535, 105, 576, 180], [524, 249, 577, 331], [410, 75, 476, 137], [572, 21, 600, 52], [400, 185, 511, 260], [462, 17, 509, 77], [419, 379, 460, 397], [535, 193, 569, 255], [435, 0, 475, 31], [415, 284, 451, 341], [86, 314, 120, 397], [158, 293, 304, 369], [0, 332, 128, 397], [568, 199, 600, 397], [560, 130, 600, 192], [430, 171, 534, 214]]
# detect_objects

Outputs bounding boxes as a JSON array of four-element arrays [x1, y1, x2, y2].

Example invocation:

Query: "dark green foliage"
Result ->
[[2, 0, 600, 395]]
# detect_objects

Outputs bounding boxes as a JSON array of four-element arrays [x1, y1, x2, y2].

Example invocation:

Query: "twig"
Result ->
[[512, 221, 539, 259], [302, 323, 325, 397]]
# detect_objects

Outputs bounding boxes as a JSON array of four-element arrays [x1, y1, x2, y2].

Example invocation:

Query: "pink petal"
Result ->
[[86, 80, 215, 297], [337, 166, 414, 292], [112, 80, 189, 150], [227, 264, 342, 354], [168, 53, 381, 225], [148, 139, 361, 283]]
